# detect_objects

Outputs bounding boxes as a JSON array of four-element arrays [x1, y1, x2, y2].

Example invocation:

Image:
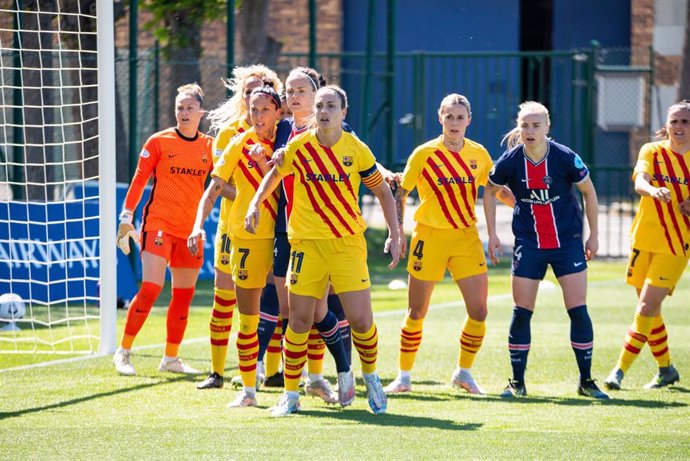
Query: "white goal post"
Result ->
[[0, 0, 116, 356]]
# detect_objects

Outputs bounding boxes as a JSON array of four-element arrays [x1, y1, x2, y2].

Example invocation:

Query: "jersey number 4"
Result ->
[[412, 240, 425, 259]]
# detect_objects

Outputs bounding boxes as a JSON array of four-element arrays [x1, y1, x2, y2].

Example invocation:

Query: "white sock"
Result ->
[[308, 373, 323, 383], [399, 370, 411, 381], [243, 386, 256, 397], [163, 355, 177, 363]]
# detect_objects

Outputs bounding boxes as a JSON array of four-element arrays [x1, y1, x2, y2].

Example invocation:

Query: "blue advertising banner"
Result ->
[[0, 183, 219, 303], [0, 199, 100, 304]]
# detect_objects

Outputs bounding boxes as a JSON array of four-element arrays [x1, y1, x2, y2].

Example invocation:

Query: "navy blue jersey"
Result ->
[[489, 140, 589, 249], [274, 119, 354, 233]]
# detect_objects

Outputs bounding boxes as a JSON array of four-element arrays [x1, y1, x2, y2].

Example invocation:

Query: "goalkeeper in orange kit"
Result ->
[[113, 83, 213, 376]]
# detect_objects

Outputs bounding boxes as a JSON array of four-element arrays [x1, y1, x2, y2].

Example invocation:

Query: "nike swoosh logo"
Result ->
[[659, 276, 670, 280], [302, 158, 313, 163], [521, 178, 530, 183], [479, 262, 486, 266], [361, 278, 368, 282], [574, 262, 584, 267], [168, 154, 177, 158]]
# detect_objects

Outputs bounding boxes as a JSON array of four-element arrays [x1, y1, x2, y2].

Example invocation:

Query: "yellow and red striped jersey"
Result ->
[[213, 118, 250, 236], [277, 129, 382, 240], [400, 136, 492, 229], [124, 127, 213, 239], [630, 140, 690, 256], [212, 128, 279, 240]]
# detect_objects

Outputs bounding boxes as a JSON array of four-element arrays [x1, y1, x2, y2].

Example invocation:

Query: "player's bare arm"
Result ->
[[371, 180, 401, 269], [220, 182, 237, 201], [575, 177, 599, 260], [188, 176, 225, 255], [634, 172, 671, 203], [394, 185, 410, 257], [483, 182, 507, 264], [244, 166, 283, 234], [496, 184, 516, 208]]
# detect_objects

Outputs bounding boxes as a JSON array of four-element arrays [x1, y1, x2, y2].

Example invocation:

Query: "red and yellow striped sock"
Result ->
[[616, 313, 654, 373], [307, 326, 325, 375], [164, 287, 195, 357], [283, 326, 309, 392], [458, 317, 486, 369], [209, 288, 236, 376], [121, 281, 163, 349], [648, 315, 671, 368], [399, 315, 424, 372], [236, 313, 260, 388], [352, 323, 379, 374], [265, 314, 283, 376]]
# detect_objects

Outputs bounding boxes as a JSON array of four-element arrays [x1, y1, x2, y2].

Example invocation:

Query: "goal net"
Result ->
[[0, 1, 116, 356]]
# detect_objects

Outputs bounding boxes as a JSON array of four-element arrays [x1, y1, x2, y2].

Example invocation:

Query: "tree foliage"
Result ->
[[139, 0, 226, 56]]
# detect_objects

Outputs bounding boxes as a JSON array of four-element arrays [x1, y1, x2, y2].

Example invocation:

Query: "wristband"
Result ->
[[119, 209, 133, 225]]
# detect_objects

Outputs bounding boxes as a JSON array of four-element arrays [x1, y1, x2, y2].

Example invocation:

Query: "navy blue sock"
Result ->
[[328, 294, 351, 365], [257, 283, 279, 363], [508, 306, 533, 383], [567, 305, 593, 381], [315, 310, 350, 373]]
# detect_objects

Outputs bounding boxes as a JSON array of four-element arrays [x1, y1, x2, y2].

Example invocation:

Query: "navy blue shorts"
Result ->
[[511, 242, 587, 280], [273, 232, 291, 277]]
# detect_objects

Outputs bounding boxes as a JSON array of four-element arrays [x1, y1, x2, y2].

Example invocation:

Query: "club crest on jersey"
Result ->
[[154, 231, 164, 246], [221, 254, 229, 265], [413, 260, 422, 271], [238, 269, 248, 280], [342, 155, 353, 167], [290, 273, 299, 285], [202, 154, 208, 163], [140, 148, 150, 158], [469, 159, 478, 169], [542, 176, 552, 185]]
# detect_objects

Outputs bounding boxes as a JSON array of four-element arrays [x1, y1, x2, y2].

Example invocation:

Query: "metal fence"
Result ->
[[113, 46, 656, 256]]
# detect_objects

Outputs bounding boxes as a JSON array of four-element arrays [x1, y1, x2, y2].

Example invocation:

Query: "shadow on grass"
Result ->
[[481, 393, 688, 408], [0, 372, 198, 421], [297, 407, 483, 430], [378, 386, 689, 409]]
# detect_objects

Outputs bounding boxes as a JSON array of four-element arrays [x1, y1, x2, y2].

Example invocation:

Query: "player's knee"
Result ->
[[348, 315, 372, 333], [467, 305, 488, 322]]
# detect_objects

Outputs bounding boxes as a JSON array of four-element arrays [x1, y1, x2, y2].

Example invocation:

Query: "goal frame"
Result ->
[[97, 0, 117, 355]]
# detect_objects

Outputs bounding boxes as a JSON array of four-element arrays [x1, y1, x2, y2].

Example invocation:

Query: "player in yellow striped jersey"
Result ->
[[245, 85, 401, 416], [605, 100, 690, 391], [385, 94, 514, 396], [189, 86, 283, 408], [196, 66, 282, 391]]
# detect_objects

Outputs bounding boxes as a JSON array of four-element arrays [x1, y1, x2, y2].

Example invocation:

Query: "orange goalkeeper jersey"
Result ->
[[124, 127, 214, 239]]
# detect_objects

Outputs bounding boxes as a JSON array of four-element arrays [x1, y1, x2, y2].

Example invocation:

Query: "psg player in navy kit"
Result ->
[[485, 101, 609, 399]]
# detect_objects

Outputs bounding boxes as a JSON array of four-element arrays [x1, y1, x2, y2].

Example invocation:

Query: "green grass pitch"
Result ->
[[1, 231, 688, 460]]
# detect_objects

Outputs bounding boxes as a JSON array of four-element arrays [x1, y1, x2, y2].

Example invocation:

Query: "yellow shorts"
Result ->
[[407, 224, 487, 282], [288, 233, 370, 298], [626, 248, 689, 294], [231, 237, 273, 289], [214, 229, 232, 274]]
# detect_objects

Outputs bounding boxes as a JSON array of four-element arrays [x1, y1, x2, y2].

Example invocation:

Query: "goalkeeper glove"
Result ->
[[117, 210, 139, 255]]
